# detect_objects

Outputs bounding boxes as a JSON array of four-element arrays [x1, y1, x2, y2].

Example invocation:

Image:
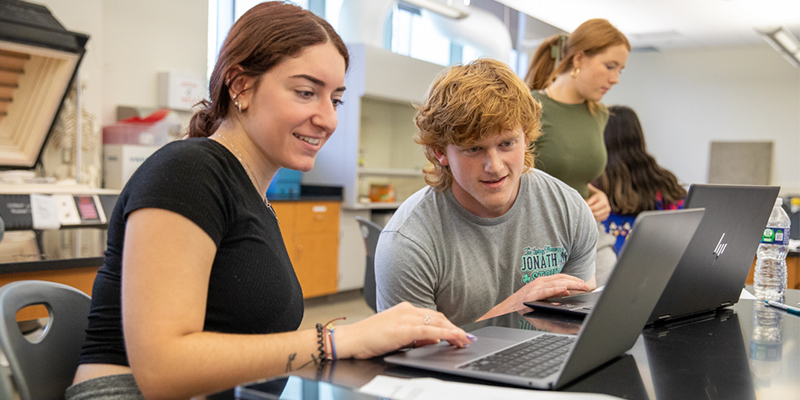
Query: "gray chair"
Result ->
[[355, 216, 382, 312], [0, 280, 91, 400]]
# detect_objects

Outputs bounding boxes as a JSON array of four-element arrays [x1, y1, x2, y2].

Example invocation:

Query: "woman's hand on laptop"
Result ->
[[477, 274, 591, 322], [333, 302, 476, 359]]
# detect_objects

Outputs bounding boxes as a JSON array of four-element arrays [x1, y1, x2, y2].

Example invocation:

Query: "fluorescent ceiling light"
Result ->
[[773, 29, 799, 53], [758, 27, 800, 68], [401, 0, 470, 19]]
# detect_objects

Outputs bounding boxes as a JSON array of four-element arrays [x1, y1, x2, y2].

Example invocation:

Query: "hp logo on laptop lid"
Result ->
[[713, 233, 727, 262]]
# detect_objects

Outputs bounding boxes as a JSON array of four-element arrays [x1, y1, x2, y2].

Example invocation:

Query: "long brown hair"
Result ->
[[415, 59, 542, 191], [188, 1, 349, 138], [525, 19, 629, 115], [593, 105, 686, 215]]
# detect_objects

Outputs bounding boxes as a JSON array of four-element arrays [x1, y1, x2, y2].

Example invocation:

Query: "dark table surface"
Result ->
[[212, 288, 799, 400], [0, 228, 108, 274]]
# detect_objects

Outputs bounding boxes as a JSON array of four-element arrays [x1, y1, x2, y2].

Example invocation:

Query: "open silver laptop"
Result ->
[[526, 184, 779, 324], [384, 208, 704, 390]]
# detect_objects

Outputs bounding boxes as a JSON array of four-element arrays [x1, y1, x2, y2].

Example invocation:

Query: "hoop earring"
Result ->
[[570, 68, 581, 78]]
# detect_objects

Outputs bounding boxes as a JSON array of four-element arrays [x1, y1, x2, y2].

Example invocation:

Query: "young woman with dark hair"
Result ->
[[593, 105, 687, 253], [68, 3, 472, 399]]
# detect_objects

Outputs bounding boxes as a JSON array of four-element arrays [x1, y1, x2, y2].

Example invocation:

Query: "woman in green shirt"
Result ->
[[525, 19, 630, 285]]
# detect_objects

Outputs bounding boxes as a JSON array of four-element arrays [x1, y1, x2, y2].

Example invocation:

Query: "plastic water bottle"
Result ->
[[749, 302, 783, 388], [754, 198, 791, 301]]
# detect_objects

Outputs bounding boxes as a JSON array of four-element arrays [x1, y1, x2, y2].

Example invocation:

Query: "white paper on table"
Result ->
[[359, 375, 624, 400], [30, 194, 60, 230], [740, 288, 756, 300]]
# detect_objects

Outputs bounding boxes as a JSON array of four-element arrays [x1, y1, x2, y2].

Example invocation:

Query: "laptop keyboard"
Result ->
[[459, 334, 575, 379]]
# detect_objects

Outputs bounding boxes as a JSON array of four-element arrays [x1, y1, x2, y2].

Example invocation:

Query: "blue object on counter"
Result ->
[[267, 168, 302, 198]]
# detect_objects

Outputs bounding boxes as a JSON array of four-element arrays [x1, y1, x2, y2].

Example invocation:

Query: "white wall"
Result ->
[[39, 3, 800, 196], [603, 45, 800, 194], [35, 0, 207, 186], [101, 1, 208, 124], [40, 0, 104, 133], [41, 0, 208, 127]]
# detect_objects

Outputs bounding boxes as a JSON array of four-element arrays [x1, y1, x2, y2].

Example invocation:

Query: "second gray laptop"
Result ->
[[525, 184, 779, 324], [384, 208, 704, 390]]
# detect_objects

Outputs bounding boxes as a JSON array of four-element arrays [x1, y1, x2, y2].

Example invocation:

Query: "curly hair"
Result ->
[[593, 105, 686, 215], [414, 58, 542, 191]]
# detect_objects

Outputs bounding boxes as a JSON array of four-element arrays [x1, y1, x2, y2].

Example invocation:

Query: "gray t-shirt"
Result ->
[[375, 169, 597, 326]]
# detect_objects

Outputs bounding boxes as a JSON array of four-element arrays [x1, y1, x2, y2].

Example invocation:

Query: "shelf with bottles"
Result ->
[[356, 174, 427, 210], [353, 96, 429, 209]]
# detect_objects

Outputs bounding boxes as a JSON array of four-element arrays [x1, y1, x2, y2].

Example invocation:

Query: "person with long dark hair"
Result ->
[[67, 3, 472, 399], [593, 105, 687, 253]]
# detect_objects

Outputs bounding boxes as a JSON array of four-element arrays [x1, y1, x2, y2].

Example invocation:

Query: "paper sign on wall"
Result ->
[[30, 194, 60, 230]]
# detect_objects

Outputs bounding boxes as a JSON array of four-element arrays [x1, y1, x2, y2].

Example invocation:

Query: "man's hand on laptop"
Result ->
[[477, 274, 591, 322], [562, 284, 603, 298]]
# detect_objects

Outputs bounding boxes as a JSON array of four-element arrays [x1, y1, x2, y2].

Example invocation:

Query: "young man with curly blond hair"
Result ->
[[375, 59, 597, 326]]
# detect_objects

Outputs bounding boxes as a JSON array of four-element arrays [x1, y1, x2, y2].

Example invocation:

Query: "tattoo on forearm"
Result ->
[[296, 354, 321, 371], [286, 353, 321, 372]]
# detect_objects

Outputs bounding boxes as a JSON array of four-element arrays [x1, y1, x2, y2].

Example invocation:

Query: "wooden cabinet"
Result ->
[[271, 201, 340, 298], [1, 266, 100, 320]]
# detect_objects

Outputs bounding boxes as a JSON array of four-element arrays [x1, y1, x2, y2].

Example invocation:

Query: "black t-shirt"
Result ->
[[79, 137, 303, 366]]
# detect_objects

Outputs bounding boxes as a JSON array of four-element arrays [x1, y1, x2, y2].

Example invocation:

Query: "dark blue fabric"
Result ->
[[602, 193, 685, 254]]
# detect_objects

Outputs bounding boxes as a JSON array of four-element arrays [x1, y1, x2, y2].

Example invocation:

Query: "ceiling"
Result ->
[[492, 0, 800, 51]]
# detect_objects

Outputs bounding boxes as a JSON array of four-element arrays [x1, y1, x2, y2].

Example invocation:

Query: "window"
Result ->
[[208, 0, 514, 74], [390, 4, 452, 66], [208, 0, 330, 79], [388, 2, 515, 68]]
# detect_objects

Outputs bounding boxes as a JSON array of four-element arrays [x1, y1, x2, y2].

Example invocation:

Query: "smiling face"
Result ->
[[435, 128, 527, 218], [239, 42, 346, 173], [573, 44, 629, 102]]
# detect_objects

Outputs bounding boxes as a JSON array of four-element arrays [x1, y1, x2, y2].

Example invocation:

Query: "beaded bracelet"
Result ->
[[315, 323, 326, 362]]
